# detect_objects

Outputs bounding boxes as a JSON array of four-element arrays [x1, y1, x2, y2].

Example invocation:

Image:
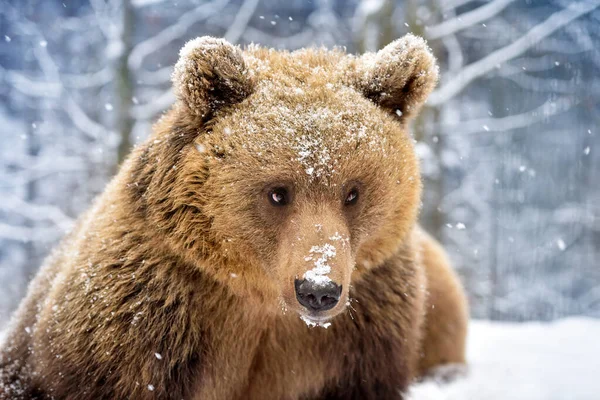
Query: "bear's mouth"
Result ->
[[298, 313, 333, 329]]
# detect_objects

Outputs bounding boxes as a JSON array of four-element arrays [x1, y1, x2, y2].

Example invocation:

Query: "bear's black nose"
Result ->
[[294, 279, 342, 312]]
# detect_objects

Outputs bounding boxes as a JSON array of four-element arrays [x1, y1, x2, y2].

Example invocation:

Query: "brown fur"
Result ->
[[0, 35, 467, 400]]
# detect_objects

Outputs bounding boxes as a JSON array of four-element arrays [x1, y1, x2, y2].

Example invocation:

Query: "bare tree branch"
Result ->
[[499, 55, 563, 75], [438, 7, 464, 73], [429, 0, 600, 106], [0, 67, 61, 98], [136, 66, 172, 85], [135, 0, 261, 87], [441, 34, 464, 73], [427, 0, 515, 40], [62, 68, 112, 89], [441, 0, 478, 12], [498, 73, 595, 95], [439, 97, 577, 135], [131, 89, 175, 120], [0, 223, 64, 243], [1, 5, 112, 143], [1, 66, 111, 93], [128, 0, 230, 71], [224, 0, 261, 44], [132, 0, 169, 7], [0, 197, 74, 230], [65, 98, 111, 140]]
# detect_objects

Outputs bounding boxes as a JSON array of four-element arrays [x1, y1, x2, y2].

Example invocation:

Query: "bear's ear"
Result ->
[[172, 37, 255, 117], [350, 34, 439, 123]]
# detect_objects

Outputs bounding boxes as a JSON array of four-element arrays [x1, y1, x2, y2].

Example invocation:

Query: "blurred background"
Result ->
[[0, 0, 598, 325]]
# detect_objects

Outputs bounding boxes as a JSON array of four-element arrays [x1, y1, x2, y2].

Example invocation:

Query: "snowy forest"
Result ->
[[0, 0, 598, 327]]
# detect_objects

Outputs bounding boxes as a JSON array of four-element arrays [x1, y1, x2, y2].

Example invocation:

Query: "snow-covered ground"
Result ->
[[409, 318, 600, 400], [1, 318, 599, 399]]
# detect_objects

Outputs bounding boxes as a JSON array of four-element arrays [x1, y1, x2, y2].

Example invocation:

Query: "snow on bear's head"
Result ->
[[164, 35, 438, 324]]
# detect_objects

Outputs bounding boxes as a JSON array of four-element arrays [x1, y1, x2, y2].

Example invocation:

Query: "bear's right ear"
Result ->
[[172, 37, 255, 117]]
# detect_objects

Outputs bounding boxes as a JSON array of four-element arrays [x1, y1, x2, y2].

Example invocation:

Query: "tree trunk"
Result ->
[[115, 0, 135, 169]]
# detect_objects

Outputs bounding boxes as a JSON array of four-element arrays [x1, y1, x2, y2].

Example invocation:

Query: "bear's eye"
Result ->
[[344, 188, 359, 206], [269, 187, 289, 206]]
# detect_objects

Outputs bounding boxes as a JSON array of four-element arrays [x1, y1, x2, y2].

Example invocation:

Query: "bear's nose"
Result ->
[[294, 279, 342, 312]]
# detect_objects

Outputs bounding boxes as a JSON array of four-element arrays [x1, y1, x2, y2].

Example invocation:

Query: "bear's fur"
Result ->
[[0, 35, 468, 400]]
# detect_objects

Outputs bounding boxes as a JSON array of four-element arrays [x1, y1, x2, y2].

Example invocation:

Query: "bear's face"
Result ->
[[168, 36, 438, 324]]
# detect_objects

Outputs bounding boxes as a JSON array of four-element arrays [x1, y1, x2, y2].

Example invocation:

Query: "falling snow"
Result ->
[[0, 3, 598, 397]]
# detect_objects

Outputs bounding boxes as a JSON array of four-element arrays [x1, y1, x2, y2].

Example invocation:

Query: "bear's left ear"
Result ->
[[350, 34, 439, 123], [172, 36, 255, 117]]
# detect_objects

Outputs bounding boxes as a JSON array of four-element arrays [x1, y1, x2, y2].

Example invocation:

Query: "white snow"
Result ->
[[195, 143, 206, 153], [177, 36, 230, 59], [303, 243, 336, 286], [300, 315, 332, 329], [408, 318, 600, 400]]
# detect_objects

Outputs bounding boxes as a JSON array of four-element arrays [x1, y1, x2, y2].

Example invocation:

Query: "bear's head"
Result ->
[[143, 35, 438, 325]]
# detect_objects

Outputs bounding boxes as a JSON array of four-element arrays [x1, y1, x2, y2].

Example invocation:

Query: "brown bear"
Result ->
[[0, 34, 468, 400]]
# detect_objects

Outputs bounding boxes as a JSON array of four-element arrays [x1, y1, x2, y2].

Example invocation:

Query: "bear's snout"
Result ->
[[294, 278, 341, 312]]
